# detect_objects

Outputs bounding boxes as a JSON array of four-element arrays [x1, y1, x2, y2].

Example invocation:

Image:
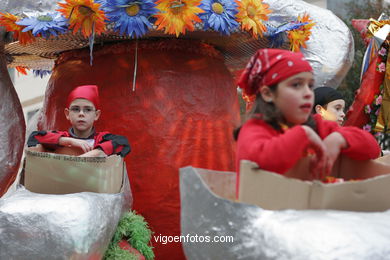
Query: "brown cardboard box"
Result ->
[[24, 149, 124, 194], [239, 157, 390, 212]]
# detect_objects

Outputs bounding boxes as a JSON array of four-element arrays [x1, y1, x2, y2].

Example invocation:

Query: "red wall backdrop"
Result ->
[[38, 39, 240, 259]]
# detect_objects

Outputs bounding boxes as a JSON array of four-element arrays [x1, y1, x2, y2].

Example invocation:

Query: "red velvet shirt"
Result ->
[[236, 114, 380, 177]]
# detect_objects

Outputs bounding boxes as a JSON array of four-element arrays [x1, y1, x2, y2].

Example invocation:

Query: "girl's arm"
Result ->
[[238, 122, 325, 175]]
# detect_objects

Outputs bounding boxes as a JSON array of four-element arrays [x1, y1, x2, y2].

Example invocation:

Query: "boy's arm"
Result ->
[[96, 133, 131, 157], [79, 149, 106, 157], [317, 116, 381, 160], [337, 126, 381, 160], [27, 130, 69, 150]]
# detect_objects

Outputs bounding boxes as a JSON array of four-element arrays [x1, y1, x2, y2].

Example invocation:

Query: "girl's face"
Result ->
[[266, 72, 315, 126]]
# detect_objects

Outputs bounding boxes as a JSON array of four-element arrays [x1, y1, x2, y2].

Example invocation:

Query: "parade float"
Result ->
[[345, 14, 390, 147], [0, 0, 358, 259]]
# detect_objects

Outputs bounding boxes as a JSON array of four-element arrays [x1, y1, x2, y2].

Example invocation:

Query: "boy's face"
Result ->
[[315, 99, 345, 126], [64, 98, 101, 135], [324, 99, 345, 126]]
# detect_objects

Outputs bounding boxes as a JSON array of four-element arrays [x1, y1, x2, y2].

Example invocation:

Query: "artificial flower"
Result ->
[[363, 124, 372, 132], [16, 13, 68, 38], [376, 95, 383, 106], [377, 62, 386, 73], [104, 0, 157, 38], [236, 0, 271, 38], [378, 47, 387, 56], [0, 12, 35, 45], [15, 66, 28, 75], [154, 0, 204, 37], [375, 108, 380, 116], [33, 69, 52, 78], [266, 22, 307, 48], [199, 0, 238, 35], [287, 13, 315, 52], [365, 104, 372, 114], [57, 0, 107, 37]]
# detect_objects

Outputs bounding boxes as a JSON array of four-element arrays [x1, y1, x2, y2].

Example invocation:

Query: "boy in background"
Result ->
[[27, 85, 130, 157], [313, 87, 345, 126]]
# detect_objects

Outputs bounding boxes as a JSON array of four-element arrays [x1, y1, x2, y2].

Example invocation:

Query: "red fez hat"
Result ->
[[66, 85, 100, 109], [238, 49, 313, 97]]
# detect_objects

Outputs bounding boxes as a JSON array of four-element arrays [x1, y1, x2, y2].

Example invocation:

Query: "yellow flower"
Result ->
[[0, 12, 35, 45], [288, 13, 315, 52], [57, 0, 106, 37], [154, 0, 204, 37], [236, 0, 271, 38]]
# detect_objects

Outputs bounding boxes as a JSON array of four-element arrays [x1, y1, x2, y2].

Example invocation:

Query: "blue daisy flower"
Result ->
[[199, 0, 239, 35], [266, 22, 308, 48], [103, 0, 157, 38], [16, 13, 68, 38], [33, 69, 52, 78]]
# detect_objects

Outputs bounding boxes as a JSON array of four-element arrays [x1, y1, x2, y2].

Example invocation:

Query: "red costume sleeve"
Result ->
[[94, 133, 131, 157], [236, 119, 310, 174], [27, 130, 69, 149], [315, 115, 380, 160]]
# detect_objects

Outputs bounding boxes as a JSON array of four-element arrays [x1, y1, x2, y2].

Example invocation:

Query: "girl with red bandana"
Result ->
[[235, 49, 380, 187], [27, 85, 130, 157]]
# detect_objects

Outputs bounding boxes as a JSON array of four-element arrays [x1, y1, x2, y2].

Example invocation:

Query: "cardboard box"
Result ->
[[24, 149, 124, 194], [239, 157, 390, 212]]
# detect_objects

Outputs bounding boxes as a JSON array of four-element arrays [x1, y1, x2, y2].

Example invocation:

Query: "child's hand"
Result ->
[[302, 126, 327, 179], [323, 132, 347, 174], [79, 149, 107, 157], [59, 137, 93, 153]]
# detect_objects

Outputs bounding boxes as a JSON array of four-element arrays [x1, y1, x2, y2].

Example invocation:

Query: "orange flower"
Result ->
[[236, 0, 271, 38], [288, 13, 315, 52], [57, 0, 106, 37], [15, 66, 28, 75], [0, 12, 35, 45], [154, 0, 204, 37]]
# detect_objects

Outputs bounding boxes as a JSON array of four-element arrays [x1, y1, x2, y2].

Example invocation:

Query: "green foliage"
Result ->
[[104, 245, 139, 260], [104, 211, 155, 260]]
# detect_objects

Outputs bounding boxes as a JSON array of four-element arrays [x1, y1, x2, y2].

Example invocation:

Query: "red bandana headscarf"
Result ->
[[66, 85, 100, 109], [237, 49, 313, 97]]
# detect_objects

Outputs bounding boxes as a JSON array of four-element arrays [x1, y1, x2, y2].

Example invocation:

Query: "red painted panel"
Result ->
[[38, 40, 240, 259], [0, 45, 25, 197]]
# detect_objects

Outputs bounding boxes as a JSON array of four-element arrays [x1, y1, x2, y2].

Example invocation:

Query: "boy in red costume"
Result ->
[[27, 85, 130, 157]]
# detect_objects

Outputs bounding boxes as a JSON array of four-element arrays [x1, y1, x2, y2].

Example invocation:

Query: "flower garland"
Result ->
[[2, 0, 315, 76], [362, 42, 388, 142], [1, 0, 313, 41]]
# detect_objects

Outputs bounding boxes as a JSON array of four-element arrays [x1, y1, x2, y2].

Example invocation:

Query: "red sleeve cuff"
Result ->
[[97, 141, 114, 156]]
